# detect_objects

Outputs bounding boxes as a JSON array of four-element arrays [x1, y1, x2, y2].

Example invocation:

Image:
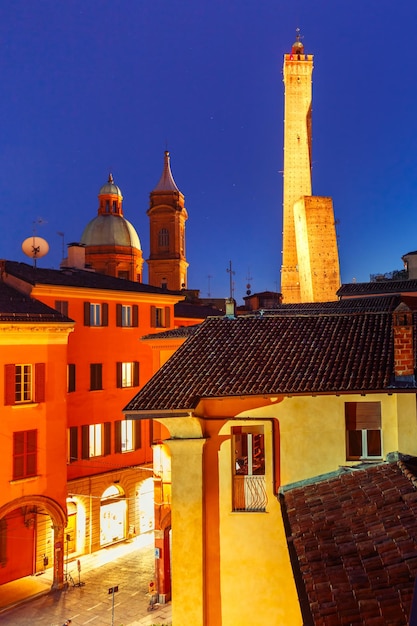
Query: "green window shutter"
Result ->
[[4, 364, 15, 406], [102, 303, 109, 326], [81, 425, 89, 459], [103, 422, 111, 456], [116, 304, 122, 327], [132, 305, 139, 327], [165, 306, 171, 328], [34, 363, 46, 403], [116, 362, 122, 388], [84, 302, 91, 326], [114, 421, 122, 453], [69, 426, 78, 462], [133, 362, 139, 387]]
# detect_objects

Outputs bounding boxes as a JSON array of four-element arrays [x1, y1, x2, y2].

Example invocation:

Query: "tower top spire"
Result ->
[[153, 151, 180, 192], [291, 28, 304, 55]]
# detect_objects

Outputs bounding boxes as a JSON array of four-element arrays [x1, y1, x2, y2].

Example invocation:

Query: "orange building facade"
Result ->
[[0, 282, 74, 588], [0, 260, 182, 589]]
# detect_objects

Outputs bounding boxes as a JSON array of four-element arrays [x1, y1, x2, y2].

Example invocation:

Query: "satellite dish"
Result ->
[[22, 236, 49, 266]]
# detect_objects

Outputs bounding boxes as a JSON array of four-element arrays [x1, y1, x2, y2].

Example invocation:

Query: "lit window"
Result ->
[[122, 305, 131, 327], [90, 303, 101, 326], [15, 365, 32, 403], [89, 424, 102, 457], [121, 420, 134, 452], [116, 362, 139, 388], [232, 426, 266, 512]]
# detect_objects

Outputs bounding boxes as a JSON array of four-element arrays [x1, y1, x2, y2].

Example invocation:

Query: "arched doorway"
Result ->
[[0, 496, 66, 589], [100, 485, 126, 546]]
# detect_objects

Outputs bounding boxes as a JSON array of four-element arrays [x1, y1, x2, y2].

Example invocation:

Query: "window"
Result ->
[[68, 426, 78, 463], [115, 419, 142, 453], [68, 364, 76, 393], [55, 300, 69, 316], [13, 430, 37, 479], [89, 424, 102, 457], [232, 426, 266, 512], [116, 362, 139, 388], [90, 364, 103, 391], [151, 305, 171, 328], [345, 402, 382, 460], [158, 228, 169, 247], [116, 304, 138, 327], [4, 363, 45, 405], [81, 423, 111, 459], [84, 302, 108, 327], [15, 365, 32, 403]]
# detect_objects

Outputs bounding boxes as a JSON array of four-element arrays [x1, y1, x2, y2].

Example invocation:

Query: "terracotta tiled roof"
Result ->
[[174, 301, 224, 319], [338, 280, 417, 297], [283, 459, 417, 625], [0, 282, 72, 322], [124, 296, 417, 414], [141, 325, 200, 340], [2, 260, 182, 296]]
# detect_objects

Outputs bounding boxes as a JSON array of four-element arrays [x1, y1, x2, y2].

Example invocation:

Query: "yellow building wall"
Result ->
[[156, 391, 417, 624], [235, 393, 417, 487], [218, 420, 302, 626]]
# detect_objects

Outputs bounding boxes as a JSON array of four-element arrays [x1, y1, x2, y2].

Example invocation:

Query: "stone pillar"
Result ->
[[52, 524, 65, 589], [165, 438, 206, 626]]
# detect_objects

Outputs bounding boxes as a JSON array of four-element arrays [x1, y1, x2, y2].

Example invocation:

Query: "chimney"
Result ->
[[393, 303, 415, 382], [61, 243, 86, 270], [225, 298, 236, 319]]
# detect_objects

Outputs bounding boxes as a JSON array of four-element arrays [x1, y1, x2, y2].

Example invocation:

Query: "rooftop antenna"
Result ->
[[207, 274, 212, 298], [226, 260, 235, 299], [246, 267, 252, 296], [22, 218, 49, 268]]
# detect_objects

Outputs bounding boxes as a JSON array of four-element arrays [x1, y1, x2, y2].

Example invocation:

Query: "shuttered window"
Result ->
[[4, 364, 45, 405], [345, 402, 382, 460], [68, 426, 78, 463], [13, 430, 37, 479]]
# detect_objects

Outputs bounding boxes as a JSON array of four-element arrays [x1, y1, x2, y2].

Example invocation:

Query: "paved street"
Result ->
[[0, 534, 172, 626]]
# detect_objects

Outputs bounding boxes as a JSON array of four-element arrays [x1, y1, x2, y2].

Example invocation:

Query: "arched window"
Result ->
[[158, 228, 169, 247]]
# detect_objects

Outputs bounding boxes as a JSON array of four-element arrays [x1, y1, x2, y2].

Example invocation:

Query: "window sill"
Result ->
[[11, 403, 39, 409], [10, 475, 39, 484]]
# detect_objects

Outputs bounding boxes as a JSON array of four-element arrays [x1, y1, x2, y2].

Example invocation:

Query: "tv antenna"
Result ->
[[226, 260, 235, 299]]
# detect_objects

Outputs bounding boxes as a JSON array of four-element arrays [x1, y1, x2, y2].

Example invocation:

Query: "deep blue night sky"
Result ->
[[2, 1, 417, 302]]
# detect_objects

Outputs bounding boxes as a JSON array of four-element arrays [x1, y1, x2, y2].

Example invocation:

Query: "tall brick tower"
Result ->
[[282, 30, 313, 303], [147, 151, 188, 290], [281, 31, 340, 303]]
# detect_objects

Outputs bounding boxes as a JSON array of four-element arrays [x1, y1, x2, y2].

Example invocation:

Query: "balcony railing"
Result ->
[[232, 475, 267, 512]]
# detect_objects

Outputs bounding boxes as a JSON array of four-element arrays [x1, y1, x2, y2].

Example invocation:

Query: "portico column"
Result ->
[[52, 524, 65, 589], [165, 438, 206, 626]]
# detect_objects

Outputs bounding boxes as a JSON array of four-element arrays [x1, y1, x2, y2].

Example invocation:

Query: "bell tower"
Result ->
[[281, 30, 314, 303], [281, 31, 340, 303], [147, 151, 188, 290]]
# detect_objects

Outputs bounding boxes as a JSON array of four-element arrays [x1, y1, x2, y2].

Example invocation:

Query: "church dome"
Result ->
[[99, 173, 122, 197], [80, 215, 141, 250]]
